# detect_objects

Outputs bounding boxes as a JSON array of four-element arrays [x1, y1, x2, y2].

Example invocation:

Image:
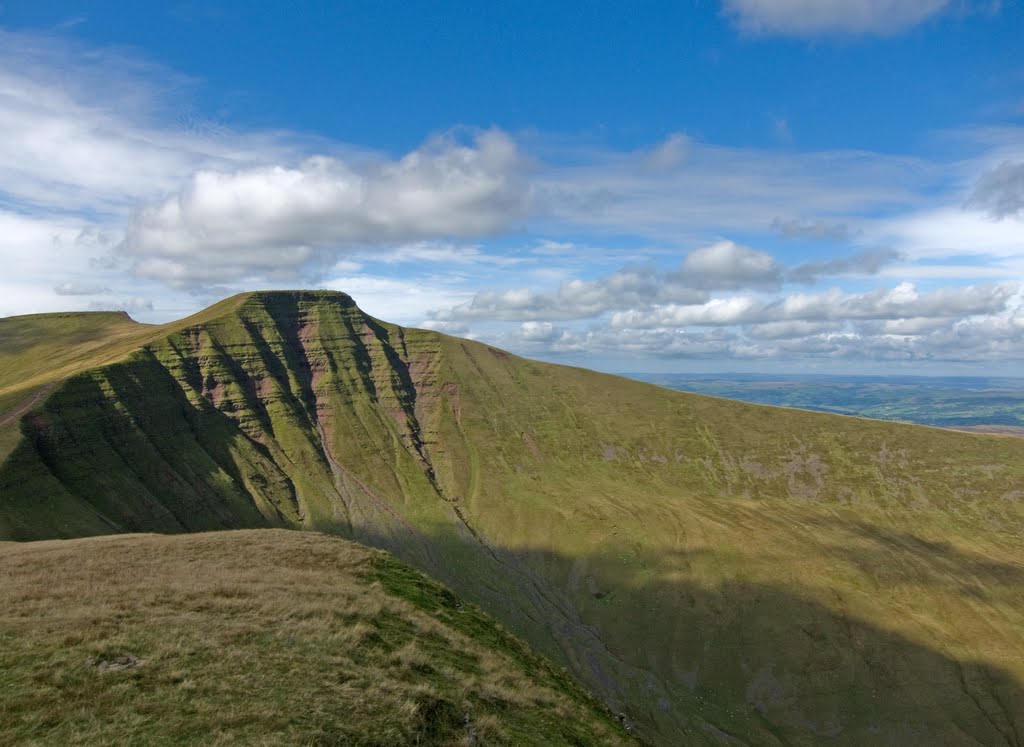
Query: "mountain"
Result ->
[[2, 290, 1024, 745]]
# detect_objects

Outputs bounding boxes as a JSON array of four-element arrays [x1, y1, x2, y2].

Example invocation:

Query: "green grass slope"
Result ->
[[0, 296, 252, 464], [2, 290, 1024, 745], [0, 529, 631, 746]]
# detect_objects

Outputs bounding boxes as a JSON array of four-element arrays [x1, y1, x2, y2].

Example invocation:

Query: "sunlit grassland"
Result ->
[[0, 530, 630, 746]]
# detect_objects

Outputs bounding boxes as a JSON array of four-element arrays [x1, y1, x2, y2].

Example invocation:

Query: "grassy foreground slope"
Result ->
[[0, 530, 630, 746], [2, 290, 1024, 745]]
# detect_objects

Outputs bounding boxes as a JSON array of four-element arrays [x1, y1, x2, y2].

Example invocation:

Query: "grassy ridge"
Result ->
[[0, 296, 253, 463], [3, 290, 1024, 744], [0, 295, 253, 397], [0, 530, 631, 746]]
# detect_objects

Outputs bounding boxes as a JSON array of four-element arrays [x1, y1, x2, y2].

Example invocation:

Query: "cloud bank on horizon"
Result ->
[[0, 1, 1021, 375]]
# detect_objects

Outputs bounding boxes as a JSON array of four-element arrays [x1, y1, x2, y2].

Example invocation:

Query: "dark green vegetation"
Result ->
[[0, 530, 630, 746], [635, 373, 1024, 431], [2, 290, 1024, 745]]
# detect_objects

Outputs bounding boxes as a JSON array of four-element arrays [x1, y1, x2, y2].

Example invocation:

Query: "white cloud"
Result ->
[[417, 320, 471, 335], [0, 27, 1021, 374], [0, 210, 160, 318], [744, 321, 841, 340], [612, 296, 759, 328], [0, 28, 304, 215], [493, 302, 1024, 367], [870, 205, 1024, 259], [120, 130, 528, 287], [610, 282, 1015, 328], [518, 321, 560, 342], [681, 241, 780, 289], [873, 317, 954, 335], [435, 240, 784, 323], [368, 241, 521, 267], [877, 262, 1012, 280], [321, 274, 476, 326], [433, 243, 905, 324], [722, 0, 950, 36]]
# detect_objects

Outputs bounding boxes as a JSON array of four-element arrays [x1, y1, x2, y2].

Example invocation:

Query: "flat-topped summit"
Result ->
[[0, 309, 135, 324], [244, 288, 358, 303]]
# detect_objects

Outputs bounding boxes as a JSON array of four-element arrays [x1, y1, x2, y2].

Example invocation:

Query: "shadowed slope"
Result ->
[[2, 290, 1024, 745]]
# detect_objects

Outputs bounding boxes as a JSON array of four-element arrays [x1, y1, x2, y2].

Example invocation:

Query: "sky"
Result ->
[[0, 1, 1022, 375]]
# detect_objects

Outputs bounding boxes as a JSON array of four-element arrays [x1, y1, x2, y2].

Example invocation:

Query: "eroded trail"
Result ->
[[0, 385, 55, 430]]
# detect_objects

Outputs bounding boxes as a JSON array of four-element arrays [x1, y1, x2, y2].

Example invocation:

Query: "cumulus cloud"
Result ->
[[966, 161, 1024, 219], [120, 130, 528, 286], [681, 241, 780, 289], [518, 321, 561, 342], [722, 0, 950, 36]]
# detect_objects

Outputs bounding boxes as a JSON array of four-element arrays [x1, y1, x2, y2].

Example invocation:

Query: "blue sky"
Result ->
[[0, 1, 1022, 374]]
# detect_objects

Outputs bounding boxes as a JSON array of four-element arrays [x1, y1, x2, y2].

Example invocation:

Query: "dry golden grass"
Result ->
[[0, 529, 630, 746]]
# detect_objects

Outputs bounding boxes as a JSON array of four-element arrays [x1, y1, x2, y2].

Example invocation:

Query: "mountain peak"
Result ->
[[245, 289, 357, 305]]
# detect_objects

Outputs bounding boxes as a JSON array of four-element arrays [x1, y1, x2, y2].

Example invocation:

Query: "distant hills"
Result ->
[[633, 372, 1024, 431], [2, 290, 1024, 745]]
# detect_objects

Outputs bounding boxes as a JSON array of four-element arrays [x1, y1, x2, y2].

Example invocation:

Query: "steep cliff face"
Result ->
[[0, 293, 455, 553], [3, 290, 1024, 746]]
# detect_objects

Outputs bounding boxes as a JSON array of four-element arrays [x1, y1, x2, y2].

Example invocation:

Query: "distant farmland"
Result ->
[[633, 373, 1024, 431]]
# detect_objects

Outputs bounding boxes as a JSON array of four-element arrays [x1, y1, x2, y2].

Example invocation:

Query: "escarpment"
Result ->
[[1, 293, 466, 556], [4, 290, 1024, 746]]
